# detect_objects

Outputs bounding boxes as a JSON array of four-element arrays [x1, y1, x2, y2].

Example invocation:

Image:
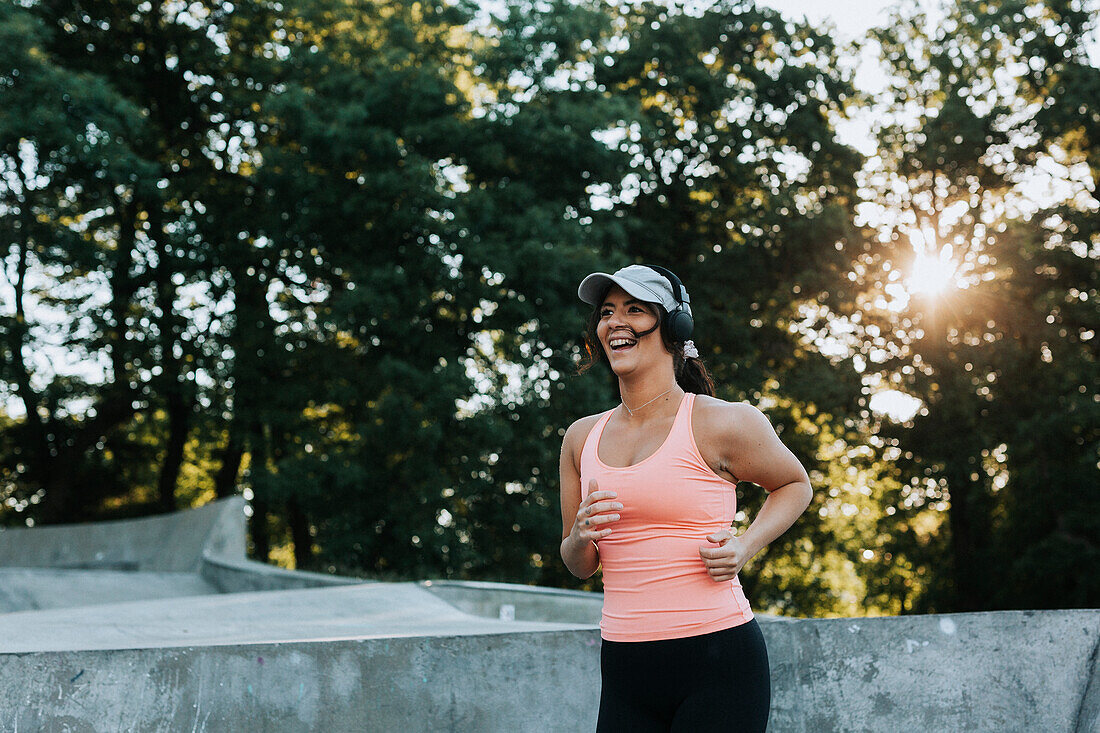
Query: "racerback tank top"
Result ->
[[579, 392, 755, 641]]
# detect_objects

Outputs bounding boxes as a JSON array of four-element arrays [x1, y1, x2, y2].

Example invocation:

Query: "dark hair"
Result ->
[[577, 286, 715, 397]]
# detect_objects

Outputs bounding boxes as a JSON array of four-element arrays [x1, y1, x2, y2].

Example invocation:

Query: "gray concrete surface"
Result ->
[[765, 609, 1100, 733], [1080, 643, 1100, 733], [0, 568, 218, 612], [0, 630, 604, 733], [0, 581, 592, 653], [0, 498, 356, 610], [0, 499, 1097, 731], [421, 578, 603, 624], [0, 498, 245, 572], [200, 552, 364, 593], [0, 610, 1096, 732]]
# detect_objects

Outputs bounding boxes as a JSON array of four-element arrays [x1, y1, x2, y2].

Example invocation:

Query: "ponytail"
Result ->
[[672, 345, 715, 397]]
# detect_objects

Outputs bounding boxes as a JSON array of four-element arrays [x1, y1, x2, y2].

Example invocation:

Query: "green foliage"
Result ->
[[0, 0, 1094, 617], [854, 0, 1099, 611]]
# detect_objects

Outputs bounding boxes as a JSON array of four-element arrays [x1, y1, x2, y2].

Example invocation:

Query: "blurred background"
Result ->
[[0, 0, 1096, 617]]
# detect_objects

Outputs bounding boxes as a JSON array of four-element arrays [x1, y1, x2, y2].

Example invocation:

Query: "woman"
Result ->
[[558, 264, 814, 732]]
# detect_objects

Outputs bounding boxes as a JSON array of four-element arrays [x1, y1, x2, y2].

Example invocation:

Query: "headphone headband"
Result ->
[[644, 264, 686, 308], [643, 264, 694, 342]]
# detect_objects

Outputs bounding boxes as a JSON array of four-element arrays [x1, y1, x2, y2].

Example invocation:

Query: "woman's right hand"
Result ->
[[570, 480, 622, 542]]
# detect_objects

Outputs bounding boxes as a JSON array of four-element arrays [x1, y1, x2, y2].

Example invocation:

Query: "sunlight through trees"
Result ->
[[1, 0, 1096, 615]]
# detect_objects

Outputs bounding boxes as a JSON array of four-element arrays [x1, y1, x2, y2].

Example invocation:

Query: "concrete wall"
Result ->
[[0, 497, 368, 594], [2, 501, 1097, 730], [420, 579, 603, 624], [1080, 641, 1100, 733], [0, 609, 1096, 732], [766, 610, 1100, 733], [0, 498, 246, 572], [0, 631, 602, 733], [199, 554, 363, 593]]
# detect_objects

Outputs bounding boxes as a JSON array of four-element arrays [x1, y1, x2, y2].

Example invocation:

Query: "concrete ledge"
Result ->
[[199, 554, 363, 593], [0, 609, 1097, 731], [420, 579, 603, 624], [0, 498, 246, 572], [0, 630, 604, 733], [766, 609, 1100, 733]]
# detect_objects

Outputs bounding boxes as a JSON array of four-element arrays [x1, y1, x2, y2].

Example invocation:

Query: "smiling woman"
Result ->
[[577, 266, 713, 399], [558, 264, 814, 732]]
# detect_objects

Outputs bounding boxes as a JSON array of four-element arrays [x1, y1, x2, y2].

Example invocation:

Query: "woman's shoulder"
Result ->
[[690, 394, 769, 435], [561, 410, 611, 452], [563, 411, 608, 442], [691, 393, 756, 416]]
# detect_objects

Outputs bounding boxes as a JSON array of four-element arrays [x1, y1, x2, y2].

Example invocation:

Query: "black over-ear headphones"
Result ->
[[644, 264, 694, 342]]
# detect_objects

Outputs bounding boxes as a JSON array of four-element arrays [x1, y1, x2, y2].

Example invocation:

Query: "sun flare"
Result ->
[[905, 231, 959, 296]]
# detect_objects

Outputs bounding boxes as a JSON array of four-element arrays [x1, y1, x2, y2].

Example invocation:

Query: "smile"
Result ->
[[608, 336, 637, 351]]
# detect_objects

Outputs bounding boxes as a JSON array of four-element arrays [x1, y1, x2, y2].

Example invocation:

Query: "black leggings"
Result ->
[[596, 619, 771, 732]]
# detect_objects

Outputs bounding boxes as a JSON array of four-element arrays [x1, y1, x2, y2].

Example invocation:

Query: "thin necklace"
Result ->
[[622, 387, 674, 417]]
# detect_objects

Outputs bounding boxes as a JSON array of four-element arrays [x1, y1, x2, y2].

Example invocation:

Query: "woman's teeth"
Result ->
[[609, 337, 636, 351]]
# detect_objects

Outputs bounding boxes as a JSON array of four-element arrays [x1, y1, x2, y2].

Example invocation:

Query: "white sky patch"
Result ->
[[1, 254, 113, 417], [869, 389, 923, 422], [757, 0, 901, 40], [435, 158, 471, 197]]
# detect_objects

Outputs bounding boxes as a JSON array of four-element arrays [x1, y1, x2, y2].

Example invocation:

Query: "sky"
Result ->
[[752, 0, 1096, 420], [758, 0, 929, 421], [756, 0, 900, 40], [759, 0, 1100, 66]]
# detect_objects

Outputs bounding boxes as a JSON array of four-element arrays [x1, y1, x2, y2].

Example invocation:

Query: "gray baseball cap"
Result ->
[[577, 264, 691, 316]]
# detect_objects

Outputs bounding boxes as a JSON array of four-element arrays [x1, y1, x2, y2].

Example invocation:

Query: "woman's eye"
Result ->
[[600, 310, 613, 317]]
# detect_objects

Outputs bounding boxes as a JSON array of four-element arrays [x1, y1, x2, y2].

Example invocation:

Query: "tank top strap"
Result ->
[[580, 408, 616, 466], [663, 391, 696, 451]]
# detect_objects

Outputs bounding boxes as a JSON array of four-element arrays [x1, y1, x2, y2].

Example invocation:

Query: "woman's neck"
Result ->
[[617, 372, 682, 419]]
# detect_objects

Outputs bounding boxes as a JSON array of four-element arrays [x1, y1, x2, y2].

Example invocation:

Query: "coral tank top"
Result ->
[[579, 392, 754, 641]]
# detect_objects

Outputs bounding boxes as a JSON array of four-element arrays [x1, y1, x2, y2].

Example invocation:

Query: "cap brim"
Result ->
[[578, 272, 667, 307]]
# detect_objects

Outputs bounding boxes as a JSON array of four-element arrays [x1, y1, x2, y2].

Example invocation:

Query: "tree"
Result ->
[[854, 0, 1099, 611], [0, 1, 156, 524]]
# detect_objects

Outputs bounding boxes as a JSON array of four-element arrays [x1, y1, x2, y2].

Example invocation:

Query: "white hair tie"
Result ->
[[683, 340, 699, 359]]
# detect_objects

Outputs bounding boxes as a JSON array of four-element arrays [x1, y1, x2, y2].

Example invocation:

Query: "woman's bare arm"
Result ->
[[696, 400, 813, 580], [559, 416, 621, 579]]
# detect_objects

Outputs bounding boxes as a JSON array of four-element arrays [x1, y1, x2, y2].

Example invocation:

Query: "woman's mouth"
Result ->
[[608, 336, 637, 352]]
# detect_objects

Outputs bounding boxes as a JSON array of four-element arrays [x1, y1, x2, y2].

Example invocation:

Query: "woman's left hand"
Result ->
[[698, 529, 753, 582]]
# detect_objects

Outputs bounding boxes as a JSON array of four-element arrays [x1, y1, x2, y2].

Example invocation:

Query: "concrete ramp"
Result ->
[[0, 568, 217, 613], [0, 581, 591, 653], [0, 498, 353, 613], [0, 610, 1097, 732], [0, 499, 1097, 731], [0, 499, 245, 572]]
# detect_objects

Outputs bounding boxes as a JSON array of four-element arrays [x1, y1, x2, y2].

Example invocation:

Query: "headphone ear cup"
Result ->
[[668, 310, 694, 342]]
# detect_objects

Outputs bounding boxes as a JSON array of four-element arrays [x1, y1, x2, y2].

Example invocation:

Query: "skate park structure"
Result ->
[[0, 497, 1097, 731]]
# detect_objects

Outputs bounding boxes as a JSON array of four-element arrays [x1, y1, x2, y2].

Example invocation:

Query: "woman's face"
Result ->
[[596, 285, 666, 373]]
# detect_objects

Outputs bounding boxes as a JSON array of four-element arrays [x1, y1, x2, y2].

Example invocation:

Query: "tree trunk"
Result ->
[[248, 426, 271, 562], [947, 476, 980, 611], [288, 497, 312, 570], [155, 383, 191, 513], [214, 428, 245, 498]]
